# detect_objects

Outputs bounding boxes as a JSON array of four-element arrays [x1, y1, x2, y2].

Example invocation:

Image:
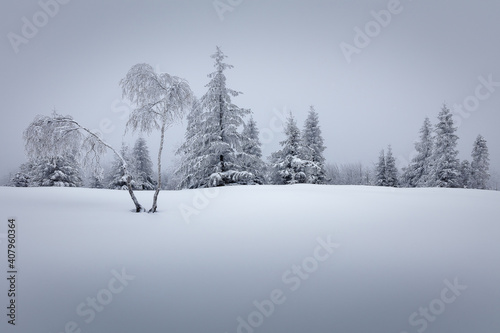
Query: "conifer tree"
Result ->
[[402, 117, 433, 187], [301, 106, 327, 184], [427, 104, 460, 188], [201, 46, 252, 186], [176, 98, 206, 189], [30, 154, 82, 187], [385, 145, 399, 187], [375, 149, 387, 186], [9, 162, 32, 187], [107, 143, 135, 190], [241, 116, 265, 184], [459, 160, 471, 188], [178, 46, 252, 187], [469, 134, 490, 189], [270, 113, 311, 185], [131, 137, 156, 190]]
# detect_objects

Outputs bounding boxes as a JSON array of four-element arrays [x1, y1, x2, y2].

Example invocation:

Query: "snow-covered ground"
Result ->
[[0, 185, 499, 333]]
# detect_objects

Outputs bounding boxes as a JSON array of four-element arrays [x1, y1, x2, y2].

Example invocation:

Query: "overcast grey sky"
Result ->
[[1, 0, 499, 179]]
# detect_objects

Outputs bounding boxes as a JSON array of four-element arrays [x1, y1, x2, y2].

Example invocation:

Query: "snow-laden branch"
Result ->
[[24, 113, 144, 212]]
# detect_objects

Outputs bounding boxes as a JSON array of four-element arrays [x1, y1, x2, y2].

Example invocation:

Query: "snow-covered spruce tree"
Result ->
[[385, 145, 399, 187], [241, 116, 265, 184], [301, 106, 327, 184], [10, 172, 30, 187], [427, 104, 460, 188], [131, 137, 156, 190], [459, 160, 471, 188], [201, 46, 254, 186], [24, 112, 143, 211], [179, 47, 253, 188], [30, 153, 82, 187], [402, 117, 433, 187], [121, 63, 193, 212], [9, 162, 33, 187], [270, 112, 313, 185], [469, 134, 490, 189], [107, 143, 136, 190], [375, 149, 387, 186], [176, 98, 208, 189]]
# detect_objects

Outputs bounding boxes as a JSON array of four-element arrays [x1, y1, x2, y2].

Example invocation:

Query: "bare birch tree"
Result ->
[[120, 63, 193, 213]]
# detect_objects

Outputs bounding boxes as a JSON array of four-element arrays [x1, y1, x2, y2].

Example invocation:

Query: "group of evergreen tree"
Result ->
[[104, 138, 156, 190], [375, 145, 398, 187], [10, 47, 328, 190], [269, 108, 327, 185], [400, 117, 433, 188], [10, 137, 156, 190], [377, 104, 490, 189], [9, 48, 494, 192], [175, 47, 328, 188], [10, 153, 83, 188]]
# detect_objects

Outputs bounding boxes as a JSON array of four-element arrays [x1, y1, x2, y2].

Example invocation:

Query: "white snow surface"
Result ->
[[0, 185, 499, 333]]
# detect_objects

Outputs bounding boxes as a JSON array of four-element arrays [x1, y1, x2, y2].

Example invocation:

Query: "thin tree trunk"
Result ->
[[219, 95, 225, 172], [150, 118, 166, 213], [126, 174, 143, 212]]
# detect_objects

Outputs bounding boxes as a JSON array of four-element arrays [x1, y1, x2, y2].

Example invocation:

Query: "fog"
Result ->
[[1, 0, 499, 179]]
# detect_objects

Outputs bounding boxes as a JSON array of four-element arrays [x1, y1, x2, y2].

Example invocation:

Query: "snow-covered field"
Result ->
[[0, 185, 499, 333]]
